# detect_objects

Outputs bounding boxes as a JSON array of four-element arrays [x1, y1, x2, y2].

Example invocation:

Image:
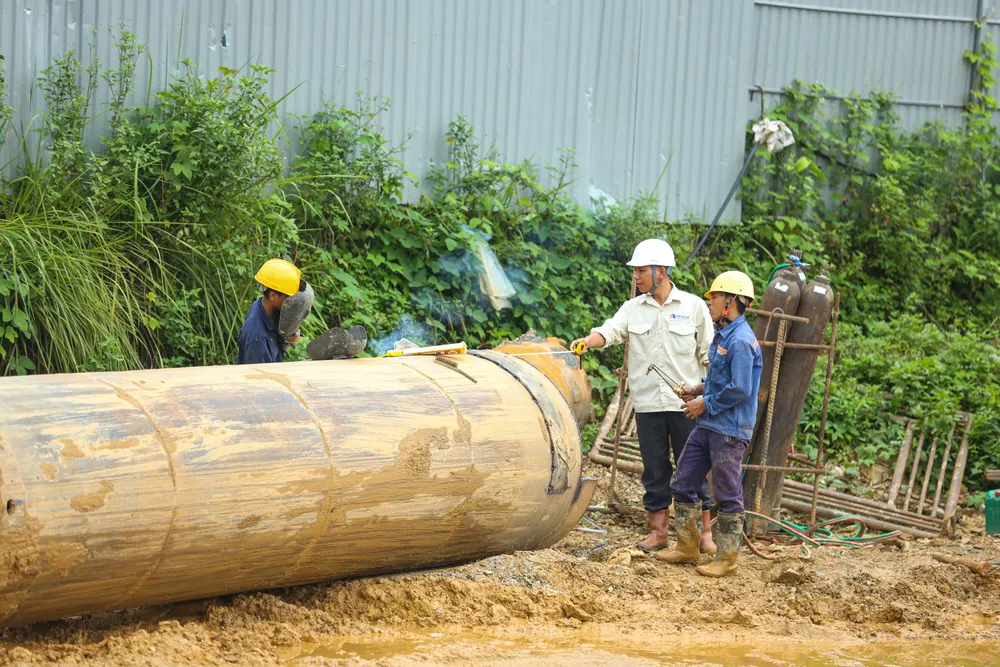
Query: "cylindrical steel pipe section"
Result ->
[[0, 352, 593, 627], [493, 336, 594, 430]]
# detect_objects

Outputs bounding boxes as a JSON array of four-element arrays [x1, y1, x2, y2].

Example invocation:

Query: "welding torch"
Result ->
[[646, 363, 686, 399]]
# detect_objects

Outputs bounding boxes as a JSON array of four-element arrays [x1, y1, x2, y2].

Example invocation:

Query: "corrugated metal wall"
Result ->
[[0, 0, 994, 220], [751, 0, 1000, 129]]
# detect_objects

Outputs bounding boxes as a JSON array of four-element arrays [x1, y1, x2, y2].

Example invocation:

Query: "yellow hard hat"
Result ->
[[255, 258, 301, 296], [705, 271, 755, 302]]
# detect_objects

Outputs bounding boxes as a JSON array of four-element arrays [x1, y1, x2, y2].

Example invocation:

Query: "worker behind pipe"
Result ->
[[656, 270, 763, 577], [571, 239, 716, 555], [237, 258, 304, 364]]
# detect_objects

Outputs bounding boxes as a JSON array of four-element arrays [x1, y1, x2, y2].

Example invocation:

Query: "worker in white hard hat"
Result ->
[[656, 270, 763, 577], [572, 239, 716, 554]]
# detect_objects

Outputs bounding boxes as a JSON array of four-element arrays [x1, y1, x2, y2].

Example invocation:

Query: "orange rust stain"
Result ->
[[494, 337, 594, 429], [59, 440, 85, 462], [276, 478, 328, 495], [39, 463, 57, 481], [44, 542, 87, 577], [94, 438, 140, 451], [70, 481, 114, 513]]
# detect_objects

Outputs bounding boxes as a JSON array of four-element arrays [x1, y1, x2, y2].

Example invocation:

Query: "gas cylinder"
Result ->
[[743, 273, 834, 519], [743, 265, 804, 495]]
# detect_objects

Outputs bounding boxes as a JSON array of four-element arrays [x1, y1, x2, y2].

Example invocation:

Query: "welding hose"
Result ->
[[766, 262, 791, 284], [709, 512, 902, 559]]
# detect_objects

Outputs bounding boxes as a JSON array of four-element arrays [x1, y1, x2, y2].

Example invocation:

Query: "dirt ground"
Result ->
[[1, 461, 998, 666]]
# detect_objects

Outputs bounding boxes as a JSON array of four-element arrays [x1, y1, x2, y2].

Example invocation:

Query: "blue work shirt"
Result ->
[[237, 298, 284, 364], [697, 315, 763, 440]]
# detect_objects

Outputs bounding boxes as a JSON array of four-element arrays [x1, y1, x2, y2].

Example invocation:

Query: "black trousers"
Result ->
[[634, 411, 712, 512]]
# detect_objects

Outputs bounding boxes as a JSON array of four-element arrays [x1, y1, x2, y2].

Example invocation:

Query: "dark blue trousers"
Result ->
[[634, 412, 712, 512], [671, 426, 747, 514]]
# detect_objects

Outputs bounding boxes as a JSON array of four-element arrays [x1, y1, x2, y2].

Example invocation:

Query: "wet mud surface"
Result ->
[[1, 462, 998, 665]]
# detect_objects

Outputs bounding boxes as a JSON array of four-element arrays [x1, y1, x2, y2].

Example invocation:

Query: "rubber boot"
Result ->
[[700, 509, 717, 555], [696, 512, 742, 577], [655, 502, 701, 564], [635, 509, 669, 552]]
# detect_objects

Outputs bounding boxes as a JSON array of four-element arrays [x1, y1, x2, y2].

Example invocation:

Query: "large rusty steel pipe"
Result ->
[[0, 350, 594, 628]]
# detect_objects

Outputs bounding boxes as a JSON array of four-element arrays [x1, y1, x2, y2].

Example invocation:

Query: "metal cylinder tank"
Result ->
[[743, 266, 804, 497], [744, 273, 834, 518], [0, 352, 594, 627]]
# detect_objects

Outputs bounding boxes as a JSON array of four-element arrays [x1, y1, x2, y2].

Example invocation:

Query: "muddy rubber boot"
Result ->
[[655, 502, 701, 564], [700, 509, 717, 555], [635, 509, 669, 552], [696, 512, 742, 577]]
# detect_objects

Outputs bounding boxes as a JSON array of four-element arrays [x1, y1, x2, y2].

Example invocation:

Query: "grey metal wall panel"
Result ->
[[751, 0, 992, 131], [0, 0, 997, 221], [631, 0, 756, 221]]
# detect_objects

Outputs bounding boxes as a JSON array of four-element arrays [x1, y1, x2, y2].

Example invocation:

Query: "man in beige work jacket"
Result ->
[[573, 239, 715, 553]]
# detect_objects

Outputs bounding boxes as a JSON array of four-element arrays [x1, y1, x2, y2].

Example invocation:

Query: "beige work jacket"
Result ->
[[591, 287, 713, 413]]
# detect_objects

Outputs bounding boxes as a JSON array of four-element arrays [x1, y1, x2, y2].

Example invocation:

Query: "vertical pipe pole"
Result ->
[[968, 0, 988, 107], [608, 278, 638, 505], [931, 421, 957, 516], [903, 431, 926, 513], [943, 419, 972, 533], [917, 437, 939, 515], [887, 420, 915, 507]]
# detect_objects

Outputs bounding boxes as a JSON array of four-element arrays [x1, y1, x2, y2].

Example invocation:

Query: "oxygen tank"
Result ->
[[745, 273, 834, 519], [742, 265, 803, 499]]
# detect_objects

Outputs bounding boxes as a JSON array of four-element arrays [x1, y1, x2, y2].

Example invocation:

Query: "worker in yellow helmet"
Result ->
[[656, 270, 762, 577], [237, 259, 304, 364]]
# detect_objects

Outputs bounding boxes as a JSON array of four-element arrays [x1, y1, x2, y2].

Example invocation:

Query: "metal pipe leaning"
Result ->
[[0, 351, 594, 628]]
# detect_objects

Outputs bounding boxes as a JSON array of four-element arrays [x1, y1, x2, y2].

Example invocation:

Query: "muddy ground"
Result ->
[[1, 462, 998, 666]]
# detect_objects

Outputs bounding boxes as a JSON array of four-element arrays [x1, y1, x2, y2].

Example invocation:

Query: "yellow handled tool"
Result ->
[[384, 342, 468, 357], [571, 340, 587, 355]]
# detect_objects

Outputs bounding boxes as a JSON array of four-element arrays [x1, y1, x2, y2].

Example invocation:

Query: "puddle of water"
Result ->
[[276, 631, 1000, 666]]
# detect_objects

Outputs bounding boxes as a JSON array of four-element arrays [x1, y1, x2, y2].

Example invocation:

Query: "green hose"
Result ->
[[767, 262, 791, 284], [733, 511, 901, 553]]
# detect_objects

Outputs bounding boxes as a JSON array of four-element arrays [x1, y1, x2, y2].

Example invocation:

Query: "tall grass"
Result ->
[[0, 28, 304, 374]]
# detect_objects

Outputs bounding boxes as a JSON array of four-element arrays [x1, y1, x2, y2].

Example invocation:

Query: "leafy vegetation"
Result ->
[[0, 29, 996, 496]]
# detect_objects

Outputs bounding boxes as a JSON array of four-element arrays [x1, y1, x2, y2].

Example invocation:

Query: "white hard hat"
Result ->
[[626, 239, 676, 268]]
